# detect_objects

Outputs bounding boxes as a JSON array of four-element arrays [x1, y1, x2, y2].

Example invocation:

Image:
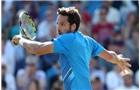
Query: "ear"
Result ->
[[71, 23, 76, 32]]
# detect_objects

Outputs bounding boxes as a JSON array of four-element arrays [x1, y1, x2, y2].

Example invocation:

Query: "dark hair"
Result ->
[[127, 12, 139, 25], [2, 79, 7, 89], [91, 76, 101, 82], [57, 7, 81, 32], [71, 1, 82, 4], [100, 6, 109, 14], [133, 26, 139, 33]]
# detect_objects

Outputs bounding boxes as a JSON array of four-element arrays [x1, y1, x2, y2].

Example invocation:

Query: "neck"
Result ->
[[125, 84, 133, 88], [100, 20, 107, 25]]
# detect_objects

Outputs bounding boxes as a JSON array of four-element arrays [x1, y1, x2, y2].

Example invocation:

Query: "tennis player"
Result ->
[[12, 7, 131, 90]]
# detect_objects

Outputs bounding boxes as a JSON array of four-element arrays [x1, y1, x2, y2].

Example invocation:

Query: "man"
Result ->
[[90, 76, 104, 90], [115, 70, 138, 90], [92, 6, 114, 47], [12, 7, 131, 90], [106, 65, 123, 90], [16, 55, 46, 90], [92, 1, 120, 25], [2, 61, 16, 90]]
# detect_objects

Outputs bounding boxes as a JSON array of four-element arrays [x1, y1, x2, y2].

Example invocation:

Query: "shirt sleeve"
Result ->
[[53, 33, 74, 55], [91, 39, 104, 57]]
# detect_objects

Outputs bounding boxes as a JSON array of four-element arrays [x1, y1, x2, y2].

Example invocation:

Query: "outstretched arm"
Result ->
[[12, 35, 53, 55], [98, 49, 131, 74]]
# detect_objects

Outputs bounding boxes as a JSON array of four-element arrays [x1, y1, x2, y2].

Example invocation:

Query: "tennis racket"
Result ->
[[14, 11, 36, 45]]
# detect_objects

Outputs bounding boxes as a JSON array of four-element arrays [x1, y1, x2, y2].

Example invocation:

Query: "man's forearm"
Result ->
[[98, 50, 120, 64], [106, 51, 120, 64], [19, 38, 42, 54], [19, 38, 53, 55]]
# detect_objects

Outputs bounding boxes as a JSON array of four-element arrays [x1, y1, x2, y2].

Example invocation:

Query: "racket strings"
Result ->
[[20, 11, 36, 40]]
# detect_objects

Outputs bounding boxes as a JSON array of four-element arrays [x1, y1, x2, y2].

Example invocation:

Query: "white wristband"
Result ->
[[19, 39, 24, 46]]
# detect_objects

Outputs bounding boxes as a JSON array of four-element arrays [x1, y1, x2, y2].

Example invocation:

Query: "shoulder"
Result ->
[[16, 69, 26, 77], [36, 70, 46, 78], [84, 35, 93, 40], [5, 73, 15, 80], [38, 21, 47, 27], [110, 7, 120, 13], [135, 70, 139, 75], [106, 71, 116, 76], [83, 11, 90, 16], [84, 35, 98, 43], [94, 8, 100, 15], [131, 85, 139, 89], [114, 85, 125, 90]]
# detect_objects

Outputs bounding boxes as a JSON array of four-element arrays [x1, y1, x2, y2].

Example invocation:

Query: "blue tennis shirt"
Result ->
[[53, 31, 104, 90]]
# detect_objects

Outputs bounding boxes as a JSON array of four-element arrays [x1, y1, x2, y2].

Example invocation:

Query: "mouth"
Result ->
[[58, 31, 62, 35], [59, 32, 62, 35]]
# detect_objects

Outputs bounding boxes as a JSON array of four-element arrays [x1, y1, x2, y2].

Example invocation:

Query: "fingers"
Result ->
[[122, 63, 131, 74], [118, 54, 123, 58], [12, 40, 18, 46], [122, 58, 131, 61], [124, 66, 130, 72], [122, 66, 126, 74], [120, 66, 129, 75], [11, 35, 20, 46], [125, 62, 131, 67], [119, 60, 131, 75]]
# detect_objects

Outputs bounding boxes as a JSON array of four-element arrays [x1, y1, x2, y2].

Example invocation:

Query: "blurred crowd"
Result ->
[[1, 1, 139, 90]]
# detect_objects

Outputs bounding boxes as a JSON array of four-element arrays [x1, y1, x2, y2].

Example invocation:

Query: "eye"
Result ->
[[61, 23, 65, 26]]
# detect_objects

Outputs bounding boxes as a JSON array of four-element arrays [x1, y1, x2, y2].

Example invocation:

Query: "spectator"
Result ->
[[48, 1, 58, 15], [91, 76, 105, 90], [16, 55, 46, 90], [27, 79, 40, 90], [125, 27, 139, 59], [92, 6, 114, 47], [46, 62, 59, 90], [2, 1, 14, 29], [109, 30, 133, 61], [9, 15, 19, 40], [125, 27, 139, 73], [92, 1, 120, 25], [2, 79, 7, 90], [106, 65, 123, 90], [15, 49, 32, 75], [71, 1, 91, 26], [115, 70, 139, 90], [1, 61, 16, 90], [71, 1, 91, 36], [79, 22, 88, 35], [51, 80, 64, 90], [2, 33, 15, 75], [120, 0, 137, 25], [121, 12, 138, 40], [90, 57, 105, 84], [37, 8, 56, 41], [135, 70, 139, 87]]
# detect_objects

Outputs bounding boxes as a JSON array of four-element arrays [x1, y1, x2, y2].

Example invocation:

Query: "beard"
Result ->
[[66, 26, 72, 33], [58, 26, 74, 35]]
